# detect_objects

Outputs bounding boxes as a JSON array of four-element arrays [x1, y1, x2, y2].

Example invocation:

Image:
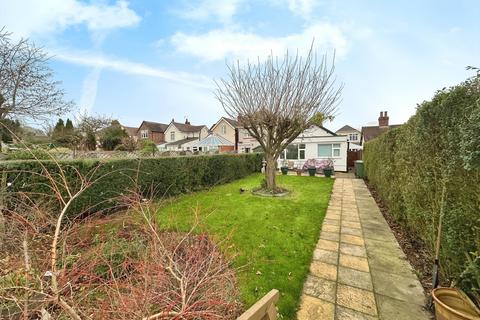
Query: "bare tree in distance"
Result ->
[[75, 111, 112, 134], [74, 112, 112, 150], [215, 45, 342, 192], [0, 28, 73, 122]]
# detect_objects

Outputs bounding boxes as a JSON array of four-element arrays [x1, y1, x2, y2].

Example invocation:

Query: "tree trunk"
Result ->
[[265, 153, 277, 191]]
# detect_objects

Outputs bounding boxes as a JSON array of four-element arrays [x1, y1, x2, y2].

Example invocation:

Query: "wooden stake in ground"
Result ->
[[432, 183, 447, 289]]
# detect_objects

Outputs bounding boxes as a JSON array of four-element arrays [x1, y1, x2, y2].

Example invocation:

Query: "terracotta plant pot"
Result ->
[[307, 168, 316, 176], [432, 287, 480, 320]]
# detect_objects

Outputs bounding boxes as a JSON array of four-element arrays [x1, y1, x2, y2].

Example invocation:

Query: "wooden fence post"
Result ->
[[237, 289, 280, 320]]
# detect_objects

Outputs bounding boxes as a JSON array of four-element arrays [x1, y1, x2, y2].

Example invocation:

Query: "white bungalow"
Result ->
[[278, 125, 348, 172]]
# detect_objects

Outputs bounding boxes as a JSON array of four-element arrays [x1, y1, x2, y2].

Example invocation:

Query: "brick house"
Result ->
[[136, 121, 169, 144], [361, 111, 403, 145]]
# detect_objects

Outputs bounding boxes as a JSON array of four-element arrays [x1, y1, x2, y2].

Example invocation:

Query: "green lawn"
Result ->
[[157, 173, 333, 319]]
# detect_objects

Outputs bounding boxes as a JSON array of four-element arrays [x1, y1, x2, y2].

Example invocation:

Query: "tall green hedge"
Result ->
[[364, 74, 480, 280], [0, 153, 262, 217]]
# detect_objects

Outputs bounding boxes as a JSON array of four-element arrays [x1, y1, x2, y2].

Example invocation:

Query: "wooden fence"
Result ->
[[237, 289, 279, 320]]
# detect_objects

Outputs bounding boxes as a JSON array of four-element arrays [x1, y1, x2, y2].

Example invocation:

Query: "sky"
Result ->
[[1, 0, 479, 131]]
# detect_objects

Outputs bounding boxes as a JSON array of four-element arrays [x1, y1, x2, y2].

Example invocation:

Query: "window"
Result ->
[[318, 144, 332, 157], [221, 125, 226, 135], [299, 144, 305, 159], [349, 133, 358, 141], [333, 143, 341, 157], [170, 131, 175, 141], [318, 143, 341, 157], [286, 144, 298, 159], [281, 143, 306, 160], [141, 130, 148, 139], [244, 131, 250, 137]]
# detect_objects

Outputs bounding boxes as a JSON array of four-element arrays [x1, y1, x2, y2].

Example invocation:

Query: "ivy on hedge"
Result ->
[[0, 153, 262, 217], [363, 74, 480, 281]]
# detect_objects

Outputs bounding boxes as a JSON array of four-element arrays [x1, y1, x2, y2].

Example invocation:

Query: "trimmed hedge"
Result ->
[[364, 74, 480, 281], [0, 153, 262, 217]]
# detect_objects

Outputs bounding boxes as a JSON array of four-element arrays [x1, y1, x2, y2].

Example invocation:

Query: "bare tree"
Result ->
[[0, 28, 73, 122], [75, 112, 112, 134], [74, 112, 112, 150], [215, 46, 342, 192]]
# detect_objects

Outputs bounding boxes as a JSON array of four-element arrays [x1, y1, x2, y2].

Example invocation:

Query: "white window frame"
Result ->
[[280, 143, 306, 160], [221, 125, 227, 135], [317, 143, 341, 158], [349, 133, 358, 141], [141, 130, 148, 139], [170, 131, 175, 141]]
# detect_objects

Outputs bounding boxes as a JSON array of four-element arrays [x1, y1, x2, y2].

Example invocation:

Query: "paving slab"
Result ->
[[297, 178, 430, 319]]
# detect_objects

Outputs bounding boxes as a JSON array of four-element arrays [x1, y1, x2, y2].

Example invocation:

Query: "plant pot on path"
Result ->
[[281, 167, 288, 175], [296, 170, 302, 176], [307, 168, 316, 176], [323, 168, 333, 178], [432, 287, 480, 320]]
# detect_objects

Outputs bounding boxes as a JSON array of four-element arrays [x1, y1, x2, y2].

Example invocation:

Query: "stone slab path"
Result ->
[[297, 178, 431, 320]]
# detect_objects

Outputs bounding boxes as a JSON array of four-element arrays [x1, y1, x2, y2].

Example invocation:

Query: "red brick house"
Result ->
[[360, 111, 403, 145], [136, 121, 169, 144]]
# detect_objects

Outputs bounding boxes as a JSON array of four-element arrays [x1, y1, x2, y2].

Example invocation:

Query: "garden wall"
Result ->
[[363, 74, 480, 280], [0, 153, 263, 217]]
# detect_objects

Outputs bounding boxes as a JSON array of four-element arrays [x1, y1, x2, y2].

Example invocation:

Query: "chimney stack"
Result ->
[[378, 111, 389, 127], [185, 118, 191, 125]]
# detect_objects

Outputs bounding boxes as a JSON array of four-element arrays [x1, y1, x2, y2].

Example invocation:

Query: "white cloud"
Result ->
[[175, 0, 244, 24], [170, 23, 348, 62], [285, 0, 320, 19], [0, 0, 140, 38], [52, 48, 214, 89]]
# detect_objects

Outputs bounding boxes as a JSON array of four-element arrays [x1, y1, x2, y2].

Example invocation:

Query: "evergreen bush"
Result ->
[[364, 74, 480, 284], [0, 153, 262, 217]]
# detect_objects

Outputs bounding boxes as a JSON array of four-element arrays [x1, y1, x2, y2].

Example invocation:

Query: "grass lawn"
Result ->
[[157, 173, 334, 319]]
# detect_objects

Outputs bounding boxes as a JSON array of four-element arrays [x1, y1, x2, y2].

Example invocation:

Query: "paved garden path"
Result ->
[[297, 178, 431, 320]]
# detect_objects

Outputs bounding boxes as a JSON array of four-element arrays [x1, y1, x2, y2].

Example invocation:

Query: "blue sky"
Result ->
[[1, 0, 479, 131]]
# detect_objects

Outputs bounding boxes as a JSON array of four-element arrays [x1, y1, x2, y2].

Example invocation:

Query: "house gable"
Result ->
[[164, 123, 180, 142], [298, 125, 337, 138], [336, 125, 360, 134], [210, 117, 237, 132], [211, 117, 235, 144]]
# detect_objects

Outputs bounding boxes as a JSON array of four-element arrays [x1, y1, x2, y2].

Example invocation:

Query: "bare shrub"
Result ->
[[0, 149, 241, 319]]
